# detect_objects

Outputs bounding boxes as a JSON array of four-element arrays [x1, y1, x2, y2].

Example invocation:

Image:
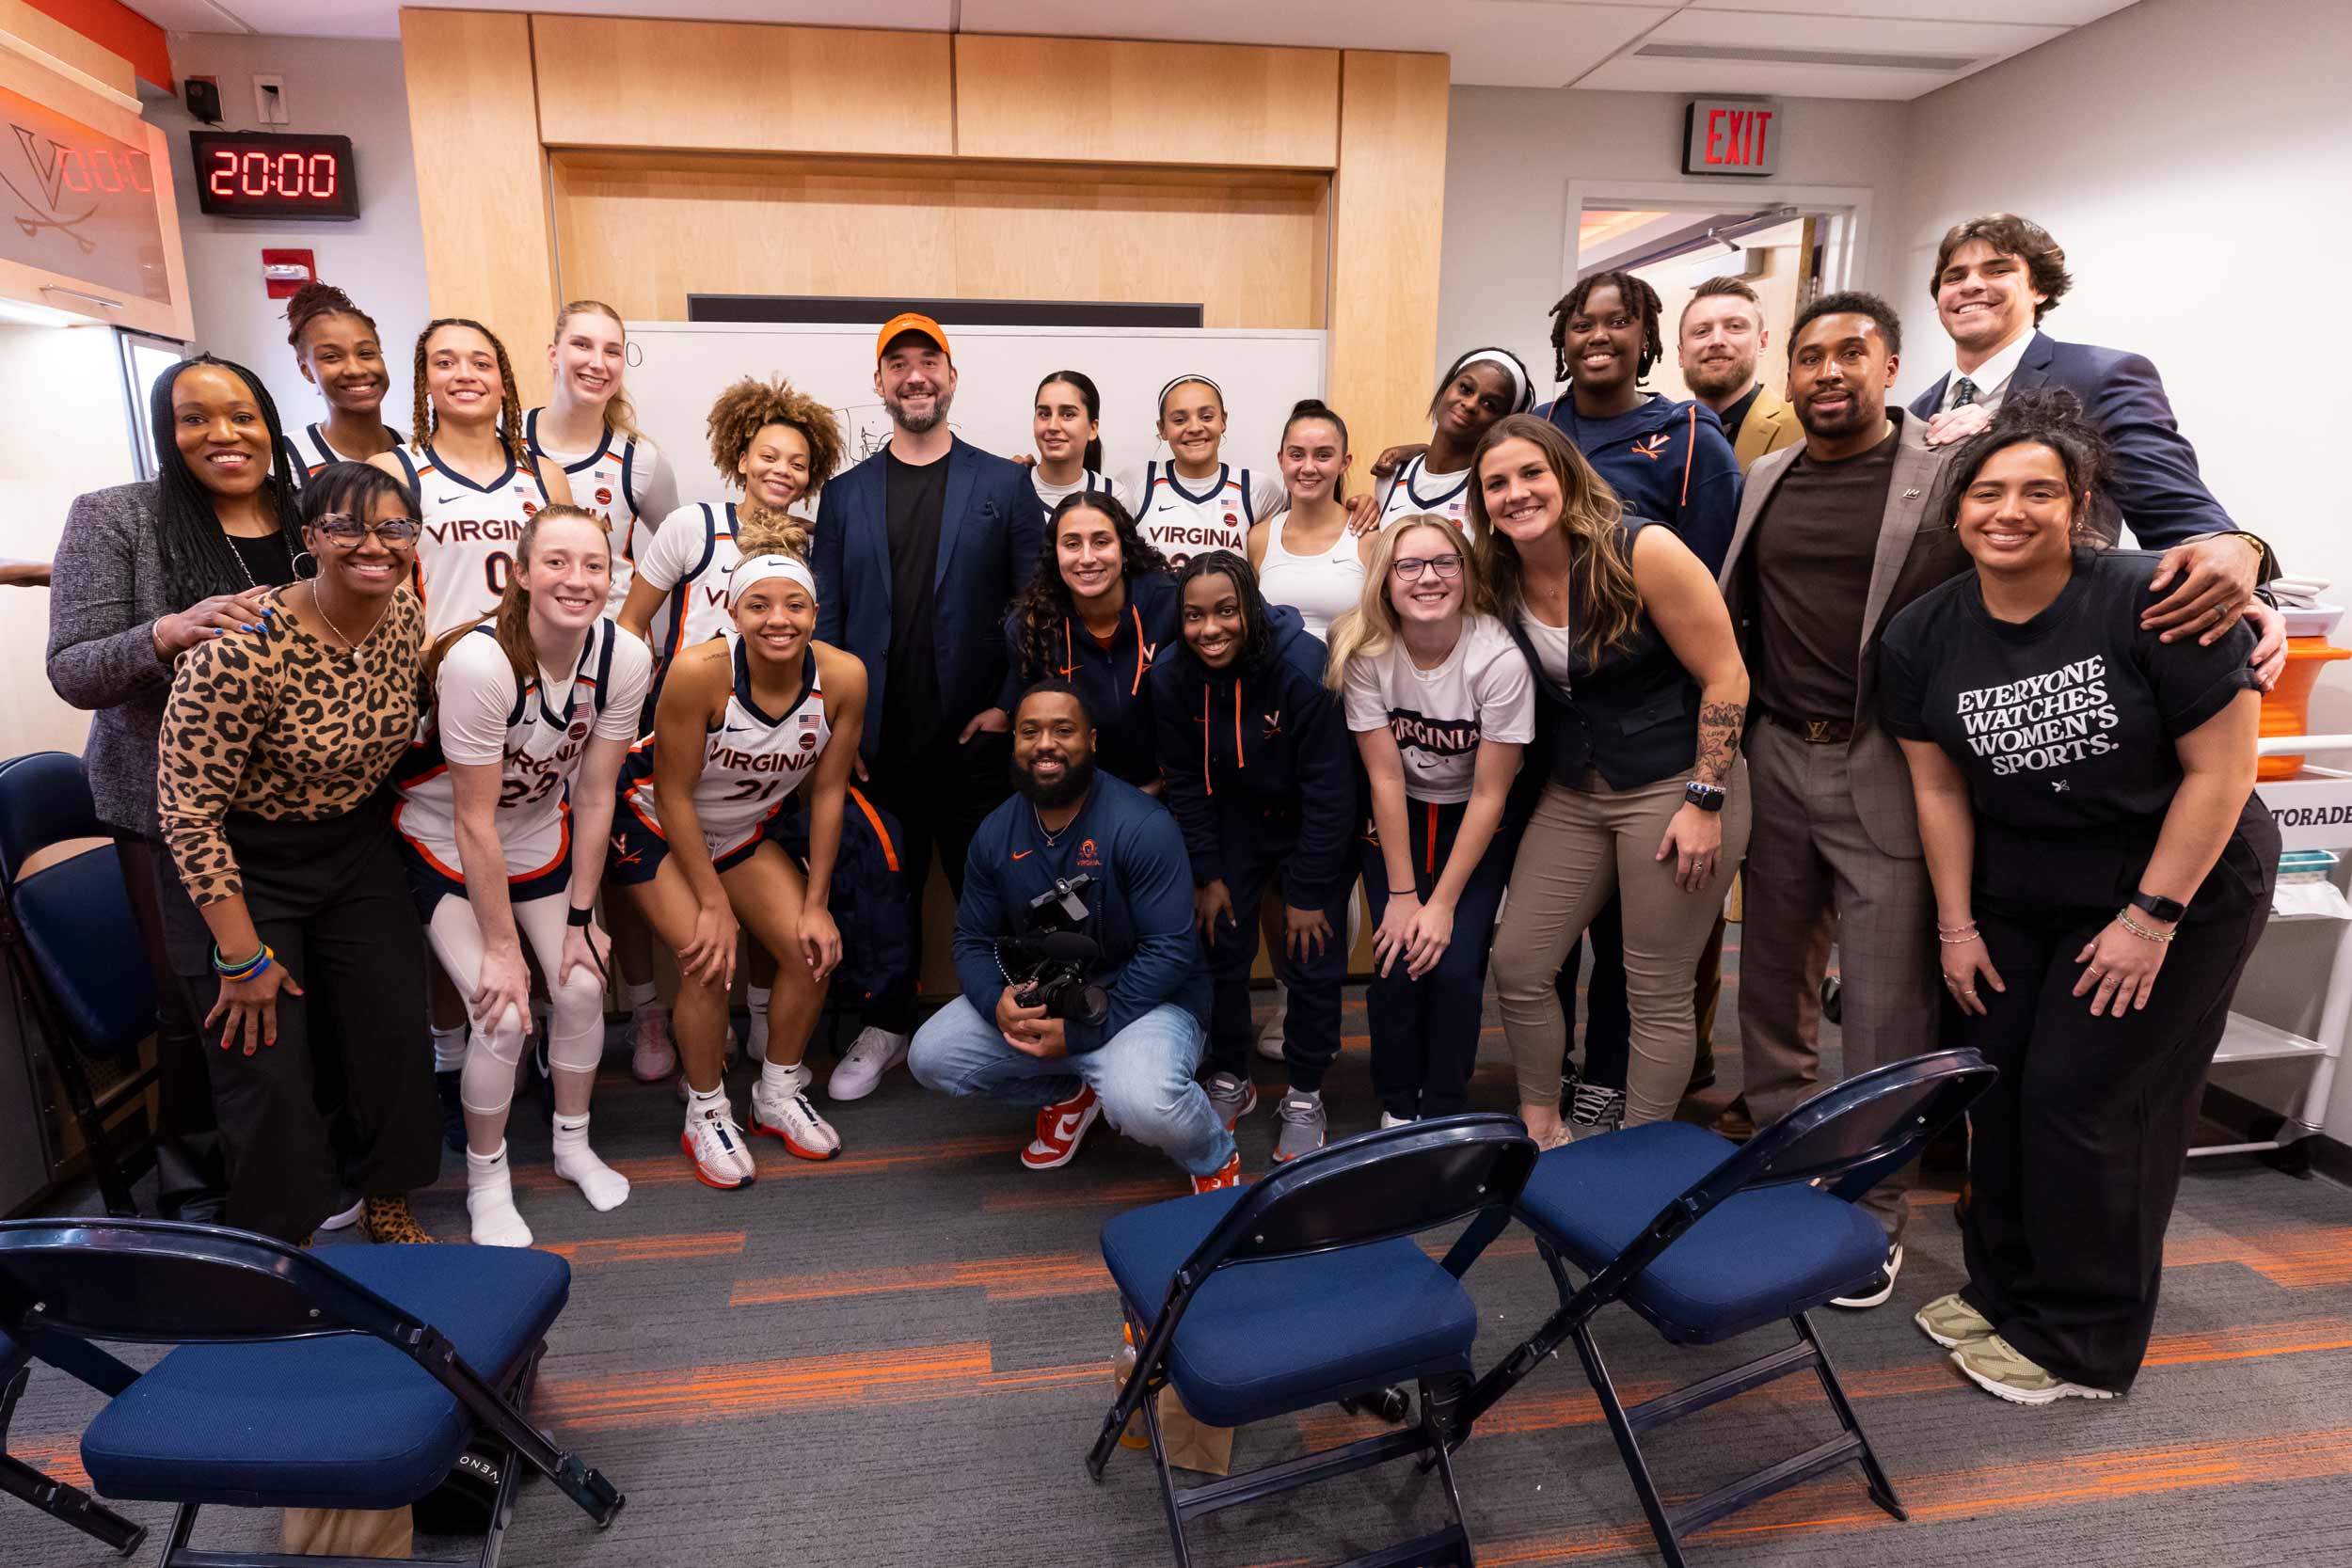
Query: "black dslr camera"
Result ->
[[1001, 874, 1109, 1027]]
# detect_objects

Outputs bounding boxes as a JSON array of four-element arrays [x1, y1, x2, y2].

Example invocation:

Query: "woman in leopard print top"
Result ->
[[155, 461, 441, 1245]]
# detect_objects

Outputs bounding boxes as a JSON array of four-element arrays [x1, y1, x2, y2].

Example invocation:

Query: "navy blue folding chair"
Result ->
[[0, 752, 160, 1216], [1458, 1050, 1994, 1567], [1089, 1113, 1539, 1567], [1, 1325, 148, 1556], [0, 1219, 624, 1568]]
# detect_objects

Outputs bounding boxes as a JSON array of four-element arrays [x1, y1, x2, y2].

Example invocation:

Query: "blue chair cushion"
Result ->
[[1101, 1187, 1478, 1428], [14, 847, 155, 1059], [1518, 1121, 1889, 1344], [81, 1243, 570, 1509]]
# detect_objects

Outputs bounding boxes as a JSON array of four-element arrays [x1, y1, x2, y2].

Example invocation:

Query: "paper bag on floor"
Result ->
[[1156, 1386, 1234, 1476], [281, 1505, 413, 1558]]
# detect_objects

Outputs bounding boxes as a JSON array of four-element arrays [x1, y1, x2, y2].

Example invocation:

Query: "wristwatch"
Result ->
[[1684, 780, 1726, 814], [2130, 891, 2186, 924]]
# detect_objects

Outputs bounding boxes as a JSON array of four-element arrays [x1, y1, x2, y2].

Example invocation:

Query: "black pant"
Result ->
[[113, 832, 225, 1221], [169, 801, 437, 1243], [1556, 895, 1632, 1084], [1361, 800, 1515, 1119], [1961, 898, 2266, 1391], [863, 730, 1012, 1033], [1202, 803, 1347, 1091]]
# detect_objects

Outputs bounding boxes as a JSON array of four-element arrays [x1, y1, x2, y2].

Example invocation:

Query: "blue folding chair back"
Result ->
[[1464, 1050, 1994, 1568], [1, 1324, 148, 1557], [0, 1219, 625, 1568], [1091, 1113, 1538, 1568]]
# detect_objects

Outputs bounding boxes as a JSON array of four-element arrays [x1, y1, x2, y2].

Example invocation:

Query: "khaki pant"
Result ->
[[1494, 766, 1750, 1125]]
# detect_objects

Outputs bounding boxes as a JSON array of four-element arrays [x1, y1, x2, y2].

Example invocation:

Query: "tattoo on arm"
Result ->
[[1695, 701, 1744, 787]]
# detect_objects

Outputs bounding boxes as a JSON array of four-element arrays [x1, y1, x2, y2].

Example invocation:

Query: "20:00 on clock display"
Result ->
[[188, 131, 359, 220]]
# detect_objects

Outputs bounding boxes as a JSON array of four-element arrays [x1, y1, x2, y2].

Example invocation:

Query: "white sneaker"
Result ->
[[630, 1006, 676, 1083], [1379, 1112, 1415, 1130], [317, 1195, 364, 1231], [751, 1066, 842, 1161], [828, 1026, 910, 1101], [1255, 985, 1287, 1061], [681, 1101, 756, 1189], [1830, 1243, 1904, 1309]]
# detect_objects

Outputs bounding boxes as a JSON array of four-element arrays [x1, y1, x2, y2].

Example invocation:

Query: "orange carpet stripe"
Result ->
[[539, 1231, 747, 1267], [507, 1132, 1022, 1194], [733, 1250, 1108, 1306], [10, 1437, 91, 1491], [2166, 1225, 2352, 1288], [535, 1341, 997, 1430]]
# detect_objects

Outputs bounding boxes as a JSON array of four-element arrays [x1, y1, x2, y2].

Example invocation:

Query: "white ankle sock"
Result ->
[[624, 979, 659, 1012], [551, 1114, 629, 1212], [464, 1143, 532, 1247], [686, 1082, 729, 1118], [746, 985, 771, 1061], [760, 1057, 808, 1101], [431, 1024, 468, 1074]]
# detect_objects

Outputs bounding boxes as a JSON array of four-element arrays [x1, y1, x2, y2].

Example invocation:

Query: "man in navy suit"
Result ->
[[813, 312, 1046, 1095], [1911, 214, 2281, 686]]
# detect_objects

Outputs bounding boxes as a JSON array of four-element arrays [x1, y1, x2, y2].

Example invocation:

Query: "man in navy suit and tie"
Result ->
[[1911, 214, 2282, 686], [813, 312, 1046, 1096]]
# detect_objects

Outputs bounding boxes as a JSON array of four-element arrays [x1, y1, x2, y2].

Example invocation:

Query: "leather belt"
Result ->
[[1757, 705, 1854, 746]]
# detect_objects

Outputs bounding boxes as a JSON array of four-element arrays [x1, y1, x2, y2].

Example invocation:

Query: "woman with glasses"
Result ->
[[154, 461, 440, 1244], [1477, 416, 1751, 1148], [1326, 516, 1531, 1125]]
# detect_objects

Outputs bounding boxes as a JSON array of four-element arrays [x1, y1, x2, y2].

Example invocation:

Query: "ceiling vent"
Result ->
[[1633, 41, 1985, 73]]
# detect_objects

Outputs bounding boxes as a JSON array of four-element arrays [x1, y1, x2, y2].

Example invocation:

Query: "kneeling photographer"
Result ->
[[909, 682, 1241, 1192]]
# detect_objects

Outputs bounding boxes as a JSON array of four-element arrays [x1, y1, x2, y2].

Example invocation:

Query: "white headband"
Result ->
[[1457, 349, 1533, 412], [727, 553, 817, 609]]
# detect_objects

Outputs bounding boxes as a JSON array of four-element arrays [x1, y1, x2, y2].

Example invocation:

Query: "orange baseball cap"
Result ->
[[876, 311, 950, 361]]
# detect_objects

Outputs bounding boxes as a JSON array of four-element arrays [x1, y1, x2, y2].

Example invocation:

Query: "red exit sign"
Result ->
[[1683, 98, 1782, 177]]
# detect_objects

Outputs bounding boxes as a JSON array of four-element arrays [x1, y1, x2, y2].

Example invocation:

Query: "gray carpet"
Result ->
[[10, 939, 2352, 1568]]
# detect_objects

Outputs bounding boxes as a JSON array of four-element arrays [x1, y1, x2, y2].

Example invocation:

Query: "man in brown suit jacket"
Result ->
[[1679, 275, 1804, 472], [1717, 292, 1965, 1308]]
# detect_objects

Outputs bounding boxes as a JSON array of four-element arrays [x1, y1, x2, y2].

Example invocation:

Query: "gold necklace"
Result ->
[[309, 583, 386, 657]]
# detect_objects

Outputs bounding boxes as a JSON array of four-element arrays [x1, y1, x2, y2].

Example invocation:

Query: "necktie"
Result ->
[[1950, 376, 1979, 409]]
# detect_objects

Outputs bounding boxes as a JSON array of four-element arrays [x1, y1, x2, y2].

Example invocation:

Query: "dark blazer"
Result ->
[[1909, 330, 2234, 553], [812, 436, 1045, 763]]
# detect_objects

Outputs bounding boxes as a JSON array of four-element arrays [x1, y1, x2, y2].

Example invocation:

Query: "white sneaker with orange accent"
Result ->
[[681, 1100, 756, 1189], [750, 1064, 842, 1161], [1023, 1085, 1101, 1170]]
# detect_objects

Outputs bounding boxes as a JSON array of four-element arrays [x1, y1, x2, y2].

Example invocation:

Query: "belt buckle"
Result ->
[[1804, 719, 1834, 744]]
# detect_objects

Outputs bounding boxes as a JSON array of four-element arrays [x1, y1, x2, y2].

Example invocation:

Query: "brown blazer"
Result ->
[[1718, 410, 1965, 857], [1732, 385, 1802, 471]]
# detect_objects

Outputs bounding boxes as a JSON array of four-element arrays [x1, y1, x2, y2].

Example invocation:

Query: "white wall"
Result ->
[[1437, 87, 1914, 403], [141, 35, 430, 440]]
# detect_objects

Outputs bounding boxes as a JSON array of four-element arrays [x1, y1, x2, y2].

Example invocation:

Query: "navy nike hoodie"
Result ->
[[998, 571, 1177, 789], [1535, 392, 1741, 573], [1150, 602, 1353, 911]]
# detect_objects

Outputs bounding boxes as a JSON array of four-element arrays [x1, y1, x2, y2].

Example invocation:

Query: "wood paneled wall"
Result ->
[[1327, 50, 1453, 457]]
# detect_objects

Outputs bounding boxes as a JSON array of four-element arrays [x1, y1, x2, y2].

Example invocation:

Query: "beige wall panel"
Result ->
[[398, 8, 556, 404], [551, 152, 1326, 331], [532, 17, 951, 157], [1327, 50, 1450, 457], [954, 35, 1338, 169]]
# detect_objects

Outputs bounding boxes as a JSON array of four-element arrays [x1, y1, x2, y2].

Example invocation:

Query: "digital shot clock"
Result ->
[[188, 131, 359, 220]]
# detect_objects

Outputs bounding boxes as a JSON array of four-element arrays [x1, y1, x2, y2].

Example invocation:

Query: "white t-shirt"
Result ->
[[1518, 611, 1574, 689], [1032, 468, 1133, 517], [1343, 613, 1534, 804]]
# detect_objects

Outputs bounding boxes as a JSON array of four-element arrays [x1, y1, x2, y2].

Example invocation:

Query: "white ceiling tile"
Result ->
[[128, 0, 249, 33], [1575, 53, 1956, 99], [1690, 0, 2137, 24], [1639, 8, 2068, 56]]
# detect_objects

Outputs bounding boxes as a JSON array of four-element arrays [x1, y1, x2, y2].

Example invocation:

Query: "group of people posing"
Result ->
[[45, 212, 2281, 1412]]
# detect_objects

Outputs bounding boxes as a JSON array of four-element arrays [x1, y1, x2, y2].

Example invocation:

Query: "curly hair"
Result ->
[[409, 318, 527, 464], [706, 374, 845, 501], [1548, 270, 1665, 384], [1009, 492, 1168, 682], [283, 279, 377, 351], [1938, 388, 2109, 539], [1467, 414, 1640, 668], [1931, 214, 2073, 325]]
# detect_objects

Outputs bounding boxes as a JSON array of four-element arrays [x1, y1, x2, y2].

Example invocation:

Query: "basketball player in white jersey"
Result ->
[[1120, 375, 1287, 570], [1367, 347, 1534, 536], [395, 505, 648, 1246], [369, 318, 575, 641], [1029, 370, 1132, 516], [613, 551, 866, 1188], [524, 300, 679, 615], [280, 279, 401, 483]]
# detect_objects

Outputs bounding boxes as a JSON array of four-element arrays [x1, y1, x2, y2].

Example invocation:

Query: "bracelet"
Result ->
[[567, 904, 596, 927], [1936, 927, 1980, 945], [212, 943, 273, 983], [2117, 910, 2177, 944], [1389, 886, 1417, 895]]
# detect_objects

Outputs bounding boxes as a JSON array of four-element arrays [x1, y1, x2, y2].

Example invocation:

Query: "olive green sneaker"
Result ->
[[1914, 1292, 1996, 1349], [1951, 1334, 2118, 1406]]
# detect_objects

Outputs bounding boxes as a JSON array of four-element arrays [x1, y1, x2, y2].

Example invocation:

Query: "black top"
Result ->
[[229, 530, 296, 590], [1751, 425, 1899, 722], [1718, 384, 1763, 447], [879, 449, 949, 764], [1881, 547, 2274, 921]]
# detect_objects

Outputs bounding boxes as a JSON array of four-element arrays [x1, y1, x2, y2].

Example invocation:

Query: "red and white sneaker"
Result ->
[[1022, 1085, 1101, 1170], [1190, 1153, 1243, 1196], [681, 1101, 756, 1189], [629, 1006, 676, 1083], [749, 1065, 842, 1162]]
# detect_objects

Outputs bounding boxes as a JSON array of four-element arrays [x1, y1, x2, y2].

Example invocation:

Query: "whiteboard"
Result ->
[[621, 321, 1327, 506]]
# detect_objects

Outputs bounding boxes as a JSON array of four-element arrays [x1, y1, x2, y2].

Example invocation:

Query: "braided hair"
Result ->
[[1172, 549, 1279, 673], [282, 278, 376, 350], [409, 317, 527, 464], [1548, 270, 1665, 384], [148, 356, 302, 610], [1009, 492, 1168, 681]]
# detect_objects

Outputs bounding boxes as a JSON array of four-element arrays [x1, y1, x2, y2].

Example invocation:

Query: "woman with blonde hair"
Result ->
[[1327, 515, 1532, 1124], [1477, 414, 1750, 1147], [525, 299, 680, 613]]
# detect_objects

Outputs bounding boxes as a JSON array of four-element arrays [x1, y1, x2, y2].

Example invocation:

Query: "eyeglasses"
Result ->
[[1391, 553, 1464, 582], [314, 514, 421, 546]]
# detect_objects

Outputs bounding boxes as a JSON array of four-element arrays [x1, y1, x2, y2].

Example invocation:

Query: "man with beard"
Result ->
[[1679, 276, 1801, 470], [813, 312, 1045, 1100], [1714, 291, 1958, 1310], [907, 682, 1237, 1192]]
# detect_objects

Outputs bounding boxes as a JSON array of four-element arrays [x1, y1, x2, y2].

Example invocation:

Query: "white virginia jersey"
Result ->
[[1377, 454, 1475, 533], [1129, 462, 1282, 570], [394, 618, 649, 882], [524, 408, 657, 614], [282, 422, 404, 487], [1032, 468, 1132, 518], [406, 445, 551, 640], [622, 639, 829, 860], [632, 501, 741, 677]]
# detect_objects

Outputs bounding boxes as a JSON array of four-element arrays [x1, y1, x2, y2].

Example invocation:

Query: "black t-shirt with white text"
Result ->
[[1881, 547, 2271, 919]]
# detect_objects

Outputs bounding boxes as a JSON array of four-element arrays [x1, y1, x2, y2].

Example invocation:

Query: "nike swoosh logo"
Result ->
[[1011, 850, 1033, 861], [437, 493, 465, 505], [1053, 1112, 1082, 1137]]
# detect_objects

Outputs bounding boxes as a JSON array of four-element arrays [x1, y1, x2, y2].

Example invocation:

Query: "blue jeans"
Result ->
[[909, 998, 1235, 1177]]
